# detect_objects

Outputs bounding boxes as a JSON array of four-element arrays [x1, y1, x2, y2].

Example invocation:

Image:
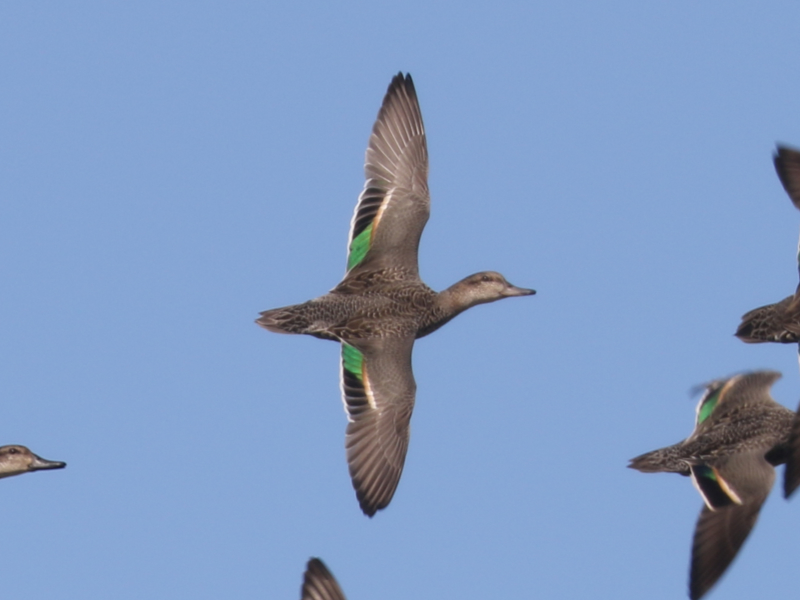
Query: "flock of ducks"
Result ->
[[629, 371, 800, 600], [8, 72, 800, 599], [258, 73, 800, 599]]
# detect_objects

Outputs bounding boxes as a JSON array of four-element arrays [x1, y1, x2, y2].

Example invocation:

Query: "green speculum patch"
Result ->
[[696, 465, 717, 481], [347, 223, 373, 270], [342, 343, 364, 381], [697, 391, 721, 424]]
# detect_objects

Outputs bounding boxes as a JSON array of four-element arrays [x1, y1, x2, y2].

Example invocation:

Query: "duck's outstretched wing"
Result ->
[[774, 145, 800, 212], [775, 146, 800, 291], [690, 501, 764, 600], [689, 371, 782, 437], [688, 452, 774, 600], [340, 337, 416, 516], [301, 558, 347, 600], [344, 73, 429, 278]]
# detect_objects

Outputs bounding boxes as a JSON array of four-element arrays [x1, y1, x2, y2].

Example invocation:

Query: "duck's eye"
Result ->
[[8, 448, 19, 454], [481, 275, 491, 282]]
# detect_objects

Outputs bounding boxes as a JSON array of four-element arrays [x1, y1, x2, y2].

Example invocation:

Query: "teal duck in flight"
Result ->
[[736, 145, 800, 347], [300, 558, 347, 600], [257, 73, 535, 516], [0, 445, 66, 480], [629, 371, 800, 600]]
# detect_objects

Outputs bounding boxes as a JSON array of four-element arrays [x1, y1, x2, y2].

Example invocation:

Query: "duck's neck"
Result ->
[[417, 283, 481, 339], [438, 282, 485, 313]]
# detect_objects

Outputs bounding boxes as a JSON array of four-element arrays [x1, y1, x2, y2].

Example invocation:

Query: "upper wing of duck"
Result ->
[[340, 337, 416, 517], [690, 452, 776, 510], [301, 558, 347, 600], [345, 73, 429, 277], [775, 145, 800, 212], [691, 371, 782, 436], [775, 145, 800, 282]]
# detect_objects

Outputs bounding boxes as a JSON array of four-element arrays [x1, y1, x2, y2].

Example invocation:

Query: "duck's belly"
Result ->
[[314, 292, 432, 340]]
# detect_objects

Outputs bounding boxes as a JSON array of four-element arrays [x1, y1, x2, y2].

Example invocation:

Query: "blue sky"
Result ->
[[3, 2, 800, 599]]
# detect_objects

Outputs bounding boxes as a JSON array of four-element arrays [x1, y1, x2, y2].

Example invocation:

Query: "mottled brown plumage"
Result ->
[[736, 145, 800, 344], [257, 73, 535, 516], [629, 371, 800, 600]]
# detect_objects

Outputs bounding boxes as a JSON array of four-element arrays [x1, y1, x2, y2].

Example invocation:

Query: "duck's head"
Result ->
[[450, 271, 535, 308], [0, 445, 66, 480]]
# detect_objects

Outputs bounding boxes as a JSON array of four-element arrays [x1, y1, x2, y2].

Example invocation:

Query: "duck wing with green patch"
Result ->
[[340, 336, 416, 517], [688, 452, 775, 600], [693, 379, 728, 428], [688, 371, 782, 439], [301, 558, 347, 600], [344, 73, 429, 277]]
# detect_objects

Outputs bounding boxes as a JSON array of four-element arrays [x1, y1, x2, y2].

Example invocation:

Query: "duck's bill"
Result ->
[[29, 454, 66, 471], [503, 285, 536, 297]]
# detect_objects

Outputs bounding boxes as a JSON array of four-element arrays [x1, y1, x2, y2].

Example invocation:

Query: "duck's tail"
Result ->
[[256, 303, 312, 335], [735, 295, 800, 343], [628, 444, 689, 475], [256, 302, 339, 341]]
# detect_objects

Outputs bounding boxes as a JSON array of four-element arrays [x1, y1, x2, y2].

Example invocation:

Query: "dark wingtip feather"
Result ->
[[351, 461, 395, 518], [358, 495, 379, 518], [774, 144, 800, 211], [383, 71, 418, 114], [389, 71, 413, 88], [382, 72, 414, 104], [301, 558, 347, 600], [784, 468, 800, 499]]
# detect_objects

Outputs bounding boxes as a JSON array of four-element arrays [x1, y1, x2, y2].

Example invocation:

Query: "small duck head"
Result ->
[[447, 271, 535, 309], [0, 445, 66, 480]]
